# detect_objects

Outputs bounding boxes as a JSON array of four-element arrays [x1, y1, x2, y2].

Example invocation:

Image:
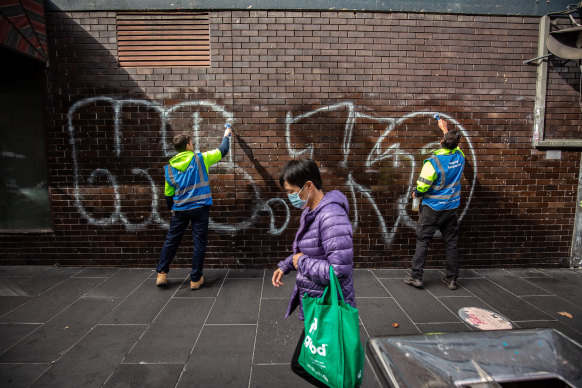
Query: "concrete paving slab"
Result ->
[[101, 281, 181, 324], [72, 267, 120, 278], [206, 278, 262, 325], [103, 364, 183, 388], [250, 364, 315, 388], [380, 278, 461, 324], [0, 296, 32, 317], [521, 295, 582, 333], [475, 270, 552, 296], [0, 267, 82, 297], [123, 298, 213, 364], [0, 277, 103, 323], [357, 297, 419, 337], [505, 268, 552, 278], [0, 266, 52, 277], [416, 322, 471, 333], [354, 270, 390, 297], [84, 269, 151, 299], [515, 320, 582, 345], [227, 269, 265, 279], [459, 278, 553, 322], [370, 269, 408, 278], [253, 298, 304, 364], [32, 324, 147, 388], [0, 363, 50, 388], [0, 297, 119, 363], [0, 323, 41, 354], [172, 269, 228, 298], [178, 324, 256, 387]]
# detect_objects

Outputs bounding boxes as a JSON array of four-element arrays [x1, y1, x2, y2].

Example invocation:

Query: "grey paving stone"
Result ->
[[476, 271, 552, 296], [103, 364, 183, 388], [172, 269, 227, 298], [457, 269, 484, 279], [354, 270, 391, 298], [206, 278, 262, 324], [379, 278, 460, 324], [0, 296, 32, 317], [539, 268, 582, 289], [84, 268, 151, 299], [370, 269, 408, 278], [522, 277, 582, 307], [415, 322, 471, 333], [178, 324, 256, 387], [0, 363, 50, 388], [227, 269, 265, 279], [253, 298, 304, 364], [101, 281, 181, 324], [261, 271, 297, 299], [123, 298, 213, 364], [32, 324, 147, 388], [423, 271, 472, 297], [0, 297, 119, 363], [357, 297, 419, 337], [72, 267, 120, 278], [361, 356, 384, 388], [521, 295, 582, 333], [0, 323, 41, 354], [505, 268, 552, 278], [250, 364, 315, 388], [0, 267, 82, 297], [0, 266, 52, 277], [460, 278, 553, 322], [0, 277, 103, 323]]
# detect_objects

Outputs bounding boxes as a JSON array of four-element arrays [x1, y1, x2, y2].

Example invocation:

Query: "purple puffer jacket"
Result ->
[[278, 190, 355, 320]]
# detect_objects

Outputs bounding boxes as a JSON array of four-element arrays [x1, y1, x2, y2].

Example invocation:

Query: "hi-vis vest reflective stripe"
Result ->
[[165, 153, 212, 210], [422, 151, 465, 211]]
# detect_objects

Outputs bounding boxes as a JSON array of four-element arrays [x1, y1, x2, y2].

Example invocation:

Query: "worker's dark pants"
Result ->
[[156, 205, 210, 282], [411, 205, 460, 280]]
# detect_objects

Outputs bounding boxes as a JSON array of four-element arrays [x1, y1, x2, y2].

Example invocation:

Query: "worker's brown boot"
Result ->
[[156, 272, 167, 287], [190, 276, 204, 290]]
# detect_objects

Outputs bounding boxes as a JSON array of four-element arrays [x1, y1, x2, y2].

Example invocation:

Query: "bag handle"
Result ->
[[328, 265, 346, 306]]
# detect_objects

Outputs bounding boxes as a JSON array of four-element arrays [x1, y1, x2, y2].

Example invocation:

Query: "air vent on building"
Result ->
[[117, 12, 210, 67]]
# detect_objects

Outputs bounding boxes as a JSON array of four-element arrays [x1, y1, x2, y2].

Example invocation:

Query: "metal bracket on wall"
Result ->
[[530, 14, 582, 149]]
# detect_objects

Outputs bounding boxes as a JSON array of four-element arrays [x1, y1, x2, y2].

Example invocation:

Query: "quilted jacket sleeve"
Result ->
[[278, 253, 295, 274], [298, 203, 353, 285]]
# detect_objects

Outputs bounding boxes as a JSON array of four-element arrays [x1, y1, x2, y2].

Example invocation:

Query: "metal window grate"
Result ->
[[117, 12, 210, 67]]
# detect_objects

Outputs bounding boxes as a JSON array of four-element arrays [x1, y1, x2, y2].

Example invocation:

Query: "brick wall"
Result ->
[[1, 10, 580, 269]]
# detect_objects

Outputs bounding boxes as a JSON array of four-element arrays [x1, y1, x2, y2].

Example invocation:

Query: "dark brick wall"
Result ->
[[1, 10, 580, 269]]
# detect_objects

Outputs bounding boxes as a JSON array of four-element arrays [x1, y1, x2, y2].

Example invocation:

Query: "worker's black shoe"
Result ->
[[404, 275, 423, 288], [441, 276, 458, 290]]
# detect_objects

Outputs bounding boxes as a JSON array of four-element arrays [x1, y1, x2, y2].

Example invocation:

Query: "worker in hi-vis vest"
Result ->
[[405, 118, 465, 290], [155, 123, 232, 289]]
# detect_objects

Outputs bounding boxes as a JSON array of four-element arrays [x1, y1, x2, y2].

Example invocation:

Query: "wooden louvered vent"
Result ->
[[117, 12, 210, 67]]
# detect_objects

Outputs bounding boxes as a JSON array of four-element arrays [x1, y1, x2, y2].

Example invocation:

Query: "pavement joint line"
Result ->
[[248, 270, 266, 388], [103, 276, 187, 387], [0, 275, 111, 359], [174, 268, 229, 388]]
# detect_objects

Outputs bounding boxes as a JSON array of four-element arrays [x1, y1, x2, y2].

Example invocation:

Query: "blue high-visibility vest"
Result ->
[[165, 153, 212, 210], [422, 151, 465, 211]]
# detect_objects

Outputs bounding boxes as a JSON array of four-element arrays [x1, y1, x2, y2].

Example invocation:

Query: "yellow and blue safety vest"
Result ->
[[416, 147, 465, 211], [164, 149, 222, 211]]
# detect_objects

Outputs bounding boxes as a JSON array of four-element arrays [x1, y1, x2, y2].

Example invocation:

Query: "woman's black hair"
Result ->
[[279, 159, 323, 190]]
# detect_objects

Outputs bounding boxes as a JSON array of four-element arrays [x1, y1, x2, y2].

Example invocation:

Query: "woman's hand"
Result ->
[[272, 268, 285, 287], [292, 252, 304, 270]]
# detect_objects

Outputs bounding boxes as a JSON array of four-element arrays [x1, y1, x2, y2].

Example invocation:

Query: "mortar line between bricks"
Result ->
[[0, 275, 110, 359], [174, 268, 229, 388], [248, 270, 266, 388]]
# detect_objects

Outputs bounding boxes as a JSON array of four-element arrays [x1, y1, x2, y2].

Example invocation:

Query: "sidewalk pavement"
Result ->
[[0, 265, 580, 388]]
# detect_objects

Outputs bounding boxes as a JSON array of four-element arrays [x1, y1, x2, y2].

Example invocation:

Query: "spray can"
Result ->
[[412, 197, 420, 211]]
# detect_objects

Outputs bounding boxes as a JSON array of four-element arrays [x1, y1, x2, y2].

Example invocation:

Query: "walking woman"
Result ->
[[272, 159, 356, 387]]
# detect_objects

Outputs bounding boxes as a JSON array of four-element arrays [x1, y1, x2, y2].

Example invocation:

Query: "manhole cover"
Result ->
[[458, 307, 513, 330]]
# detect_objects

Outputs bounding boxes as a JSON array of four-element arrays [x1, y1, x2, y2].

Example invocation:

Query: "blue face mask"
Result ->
[[287, 184, 310, 209]]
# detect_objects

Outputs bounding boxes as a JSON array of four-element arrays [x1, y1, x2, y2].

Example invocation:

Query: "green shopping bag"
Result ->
[[298, 265, 364, 388]]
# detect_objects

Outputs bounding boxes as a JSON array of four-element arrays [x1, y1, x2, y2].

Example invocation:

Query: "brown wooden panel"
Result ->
[[116, 11, 210, 68]]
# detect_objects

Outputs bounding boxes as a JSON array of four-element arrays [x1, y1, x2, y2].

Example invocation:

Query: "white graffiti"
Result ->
[[285, 102, 477, 246], [67, 97, 289, 234], [68, 97, 477, 246]]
